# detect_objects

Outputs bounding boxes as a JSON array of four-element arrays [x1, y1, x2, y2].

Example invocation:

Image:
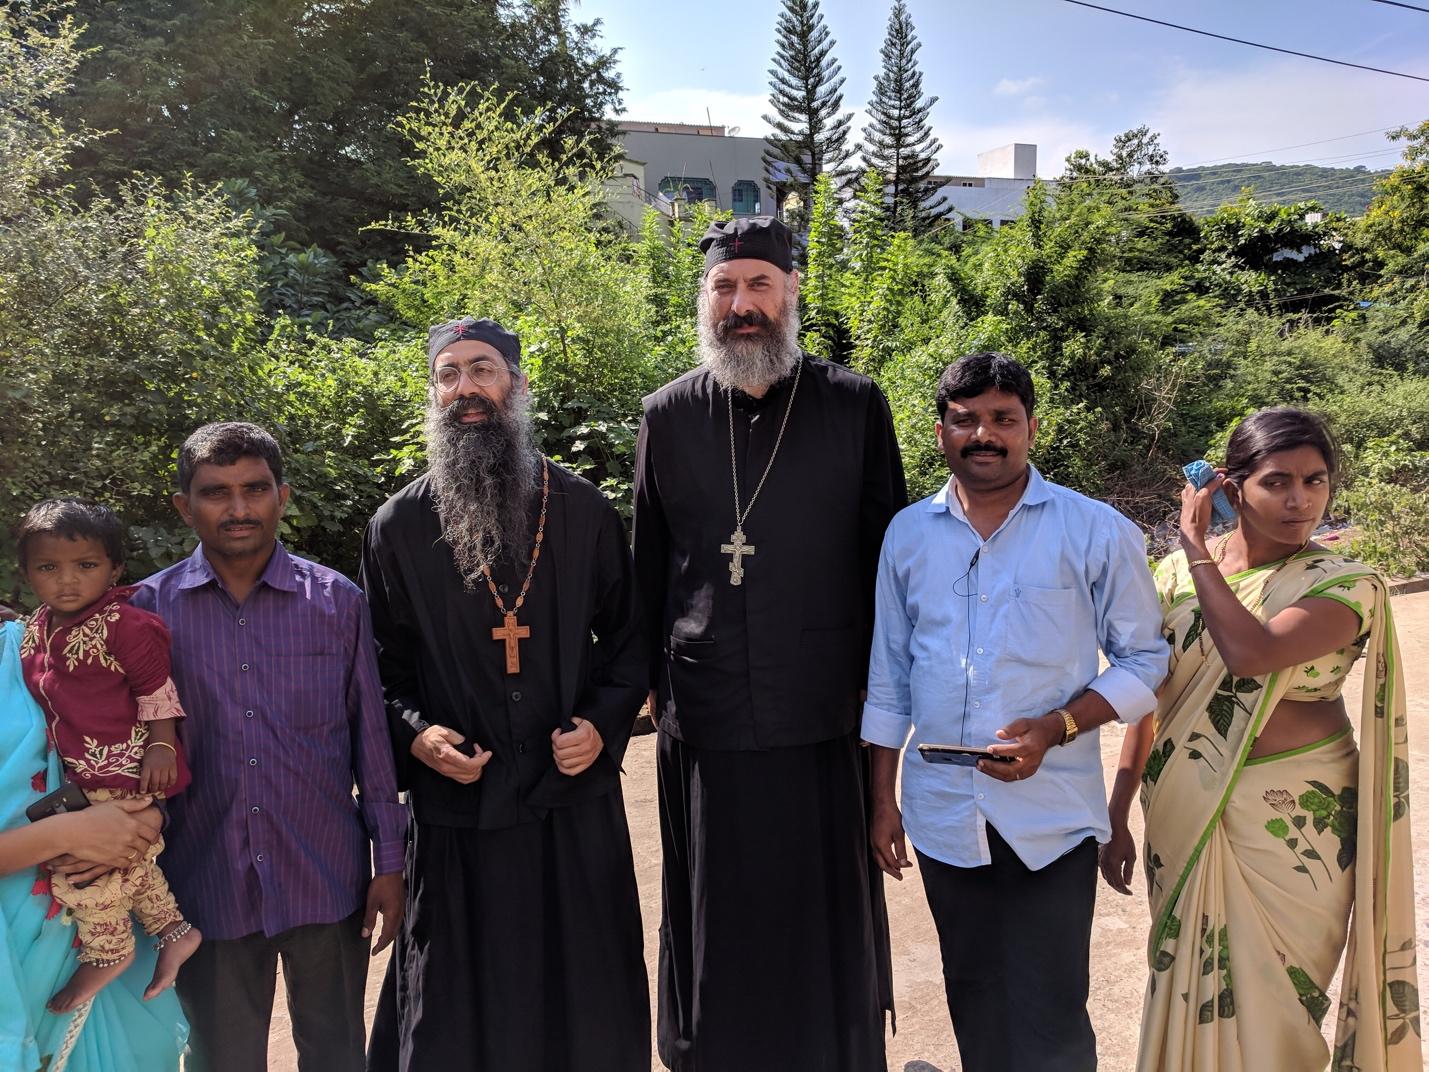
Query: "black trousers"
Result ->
[[918, 826, 1098, 1072], [176, 910, 369, 1072]]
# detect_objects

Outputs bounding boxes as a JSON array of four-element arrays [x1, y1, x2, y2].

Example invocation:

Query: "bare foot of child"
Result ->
[[144, 923, 201, 1001], [48, 952, 135, 1012]]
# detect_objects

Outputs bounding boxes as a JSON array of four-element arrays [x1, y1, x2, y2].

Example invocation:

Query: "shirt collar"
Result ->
[[176, 541, 299, 593], [929, 464, 1052, 519]]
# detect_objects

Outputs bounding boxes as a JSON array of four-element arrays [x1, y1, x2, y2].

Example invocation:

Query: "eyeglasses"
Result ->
[[432, 362, 516, 393]]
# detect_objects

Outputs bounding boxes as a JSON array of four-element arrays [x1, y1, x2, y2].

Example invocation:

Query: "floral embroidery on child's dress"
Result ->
[[60, 604, 124, 673], [63, 722, 147, 782]]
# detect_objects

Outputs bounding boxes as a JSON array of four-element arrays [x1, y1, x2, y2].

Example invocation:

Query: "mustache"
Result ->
[[220, 521, 260, 531], [961, 442, 1008, 458], [714, 310, 774, 340], [443, 396, 498, 423]]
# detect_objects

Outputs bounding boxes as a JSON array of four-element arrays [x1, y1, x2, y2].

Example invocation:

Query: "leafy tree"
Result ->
[[1356, 121, 1429, 326], [800, 172, 847, 359], [762, 0, 854, 229], [53, 0, 625, 269], [860, 0, 946, 233], [1198, 197, 1352, 317]]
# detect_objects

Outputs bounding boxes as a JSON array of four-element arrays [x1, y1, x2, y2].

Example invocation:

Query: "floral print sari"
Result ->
[[1138, 550, 1419, 1071]]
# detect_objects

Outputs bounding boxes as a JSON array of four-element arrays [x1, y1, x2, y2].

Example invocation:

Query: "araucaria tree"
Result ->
[[762, 0, 855, 228], [862, 0, 947, 233]]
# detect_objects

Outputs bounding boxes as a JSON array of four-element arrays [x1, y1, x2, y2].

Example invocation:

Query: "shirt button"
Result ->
[[980, 594, 988, 603], [238, 618, 246, 626], [977, 793, 985, 800], [248, 758, 258, 766], [976, 647, 984, 655], [511, 690, 522, 702], [498, 583, 509, 594], [251, 806, 260, 814], [245, 710, 254, 718], [240, 663, 250, 672], [517, 742, 527, 754], [255, 854, 264, 862], [974, 701, 982, 708]]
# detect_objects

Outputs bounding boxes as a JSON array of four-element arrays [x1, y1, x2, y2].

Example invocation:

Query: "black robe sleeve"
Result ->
[[573, 498, 648, 769], [359, 516, 425, 791], [858, 384, 908, 685], [632, 411, 667, 694]]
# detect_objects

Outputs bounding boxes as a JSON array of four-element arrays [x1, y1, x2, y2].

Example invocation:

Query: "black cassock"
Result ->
[[361, 462, 649, 1072], [633, 354, 907, 1072]]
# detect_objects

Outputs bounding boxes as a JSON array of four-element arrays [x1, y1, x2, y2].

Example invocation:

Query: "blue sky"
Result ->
[[579, 0, 1428, 179]]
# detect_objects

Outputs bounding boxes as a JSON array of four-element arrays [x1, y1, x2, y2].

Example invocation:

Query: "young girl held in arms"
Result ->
[[17, 499, 201, 1012]]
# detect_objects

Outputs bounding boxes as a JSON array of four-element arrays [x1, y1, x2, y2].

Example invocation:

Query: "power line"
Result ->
[[1185, 125, 1405, 166], [1060, 0, 1429, 82], [1369, 0, 1429, 13]]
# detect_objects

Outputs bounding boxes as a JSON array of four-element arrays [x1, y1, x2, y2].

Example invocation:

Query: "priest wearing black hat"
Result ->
[[362, 316, 650, 1071], [634, 217, 906, 1070]]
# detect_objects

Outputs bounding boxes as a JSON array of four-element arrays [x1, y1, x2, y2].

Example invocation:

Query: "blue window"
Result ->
[[658, 176, 716, 203], [731, 180, 761, 215]]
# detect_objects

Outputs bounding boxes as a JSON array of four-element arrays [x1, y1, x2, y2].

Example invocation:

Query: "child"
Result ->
[[16, 499, 202, 1012]]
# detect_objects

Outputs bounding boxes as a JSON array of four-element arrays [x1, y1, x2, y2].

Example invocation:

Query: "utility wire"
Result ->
[[1060, 0, 1429, 82], [1369, 0, 1429, 13]]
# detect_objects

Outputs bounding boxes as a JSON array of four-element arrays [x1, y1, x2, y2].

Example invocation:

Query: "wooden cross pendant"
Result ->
[[491, 612, 531, 674], [720, 528, 756, 586]]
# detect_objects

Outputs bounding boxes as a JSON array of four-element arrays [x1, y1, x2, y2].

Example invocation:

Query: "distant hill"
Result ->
[[1168, 162, 1390, 217]]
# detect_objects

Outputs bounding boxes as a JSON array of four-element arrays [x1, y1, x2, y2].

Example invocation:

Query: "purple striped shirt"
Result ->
[[132, 542, 406, 940]]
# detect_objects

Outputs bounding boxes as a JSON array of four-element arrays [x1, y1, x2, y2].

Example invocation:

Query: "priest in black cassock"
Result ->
[[361, 317, 649, 1072], [633, 217, 906, 1071]]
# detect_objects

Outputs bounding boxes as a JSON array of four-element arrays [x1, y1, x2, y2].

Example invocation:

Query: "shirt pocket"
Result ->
[[273, 652, 346, 731], [1005, 584, 1083, 669]]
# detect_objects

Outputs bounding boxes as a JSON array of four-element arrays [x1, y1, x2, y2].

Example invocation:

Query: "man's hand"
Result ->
[[552, 717, 602, 776], [48, 797, 161, 875], [980, 712, 1064, 782], [1099, 823, 1138, 896], [646, 690, 658, 724], [362, 872, 405, 955], [870, 799, 911, 881], [412, 725, 490, 784]]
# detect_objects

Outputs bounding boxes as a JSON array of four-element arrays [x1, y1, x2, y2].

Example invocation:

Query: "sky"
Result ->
[[576, 0, 1429, 180]]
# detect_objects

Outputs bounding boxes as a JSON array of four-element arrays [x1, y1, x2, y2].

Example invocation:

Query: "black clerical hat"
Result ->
[[426, 317, 521, 369], [699, 216, 795, 275]]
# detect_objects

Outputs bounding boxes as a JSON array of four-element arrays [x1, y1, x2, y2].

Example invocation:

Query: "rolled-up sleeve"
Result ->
[[860, 523, 915, 749], [1087, 517, 1170, 724], [346, 593, 408, 876]]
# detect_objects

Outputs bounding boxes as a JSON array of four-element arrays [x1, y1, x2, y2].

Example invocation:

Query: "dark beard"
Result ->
[[697, 284, 802, 393], [424, 391, 540, 589]]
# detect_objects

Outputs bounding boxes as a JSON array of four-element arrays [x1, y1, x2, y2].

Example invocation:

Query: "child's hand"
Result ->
[[140, 745, 178, 795]]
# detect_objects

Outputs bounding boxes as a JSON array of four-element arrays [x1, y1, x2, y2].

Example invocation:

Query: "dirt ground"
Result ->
[[265, 589, 1429, 1071]]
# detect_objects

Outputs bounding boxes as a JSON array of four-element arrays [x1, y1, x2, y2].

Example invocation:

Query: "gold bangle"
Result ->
[[1186, 558, 1217, 570], [144, 741, 177, 755]]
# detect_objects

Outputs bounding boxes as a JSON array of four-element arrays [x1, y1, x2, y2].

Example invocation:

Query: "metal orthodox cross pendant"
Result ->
[[721, 527, 756, 586], [491, 612, 531, 674]]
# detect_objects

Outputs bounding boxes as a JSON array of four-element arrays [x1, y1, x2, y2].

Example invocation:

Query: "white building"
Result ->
[[931, 143, 1041, 230], [606, 121, 779, 231]]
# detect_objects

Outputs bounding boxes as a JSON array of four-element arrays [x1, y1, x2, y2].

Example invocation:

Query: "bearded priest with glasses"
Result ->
[[633, 217, 907, 1071], [361, 317, 649, 1071]]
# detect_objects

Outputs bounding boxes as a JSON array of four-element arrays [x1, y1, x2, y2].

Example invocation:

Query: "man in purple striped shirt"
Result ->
[[131, 422, 406, 1072]]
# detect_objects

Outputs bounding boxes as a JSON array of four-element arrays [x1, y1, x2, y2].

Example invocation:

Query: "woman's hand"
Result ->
[[52, 797, 161, 872], [1178, 473, 1224, 556], [1098, 822, 1138, 895]]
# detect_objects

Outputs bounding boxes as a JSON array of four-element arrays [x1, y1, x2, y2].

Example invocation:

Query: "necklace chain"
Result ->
[[480, 456, 549, 615], [1212, 532, 1309, 607], [727, 358, 803, 530]]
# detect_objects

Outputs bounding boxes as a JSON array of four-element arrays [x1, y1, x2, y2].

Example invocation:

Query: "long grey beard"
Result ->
[[424, 391, 540, 589], [697, 286, 802, 394]]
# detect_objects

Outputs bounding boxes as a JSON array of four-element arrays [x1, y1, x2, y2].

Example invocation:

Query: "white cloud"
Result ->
[[1147, 58, 1429, 169], [993, 76, 1047, 97]]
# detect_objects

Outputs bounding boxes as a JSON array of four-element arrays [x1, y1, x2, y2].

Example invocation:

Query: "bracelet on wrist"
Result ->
[[144, 741, 177, 756]]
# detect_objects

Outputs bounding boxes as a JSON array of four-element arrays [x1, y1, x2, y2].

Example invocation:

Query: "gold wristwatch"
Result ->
[[1052, 707, 1078, 746]]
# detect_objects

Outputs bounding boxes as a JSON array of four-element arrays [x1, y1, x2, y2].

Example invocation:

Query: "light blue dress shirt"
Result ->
[[860, 467, 1169, 871]]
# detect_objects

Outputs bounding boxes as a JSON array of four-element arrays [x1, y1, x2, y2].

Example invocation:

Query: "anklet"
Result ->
[[154, 921, 193, 951], [83, 953, 130, 968]]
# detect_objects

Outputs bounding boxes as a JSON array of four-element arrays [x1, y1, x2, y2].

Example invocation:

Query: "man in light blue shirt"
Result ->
[[861, 352, 1168, 1072]]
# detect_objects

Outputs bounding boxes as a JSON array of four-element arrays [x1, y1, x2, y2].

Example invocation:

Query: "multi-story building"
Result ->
[[931, 143, 1041, 230]]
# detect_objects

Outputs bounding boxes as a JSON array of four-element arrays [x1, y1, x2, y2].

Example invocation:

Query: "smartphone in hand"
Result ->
[[917, 744, 1016, 767]]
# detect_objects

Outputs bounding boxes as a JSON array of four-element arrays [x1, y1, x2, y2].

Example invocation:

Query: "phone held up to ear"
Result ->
[[1183, 459, 1237, 526]]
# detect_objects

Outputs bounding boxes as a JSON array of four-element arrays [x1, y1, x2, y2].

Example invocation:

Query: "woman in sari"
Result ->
[[0, 617, 188, 1071], [1103, 407, 1419, 1071]]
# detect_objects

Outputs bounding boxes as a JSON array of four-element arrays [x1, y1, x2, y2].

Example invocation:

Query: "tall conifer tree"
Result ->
[[762, 0, 854, 229], [861, 0, 947, 233]]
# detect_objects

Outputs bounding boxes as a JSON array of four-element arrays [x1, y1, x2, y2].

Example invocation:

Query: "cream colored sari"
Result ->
[[1138, 549, 1419, 1071]]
